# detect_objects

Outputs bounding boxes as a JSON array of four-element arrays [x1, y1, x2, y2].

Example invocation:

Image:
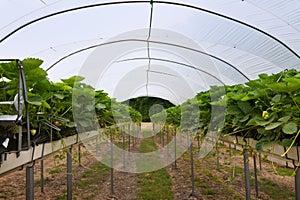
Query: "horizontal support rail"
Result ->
[[219, 136, 298, 167], [0, 131, 99, 176]]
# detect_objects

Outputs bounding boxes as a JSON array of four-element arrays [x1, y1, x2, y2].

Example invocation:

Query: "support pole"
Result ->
[[96, 135, 99, 155], [216, 141, 220, 170], [122, 126, 126, 170], [253, 154, 259, 198], [162, 127, 165, 146], [26, 166, 34, 200], [128, 124, 131, 152], [296, 167, 300, 200], [243, 148, 251, 200], [189, 136, 196, 198], [152, 123, 155, 136], [18, 67, 23, 152], [259, 152, 262, 171], [174, 128, 177, 169], [67, 147, 72, 200], [40, 160, 44, 193], [132, 125, 135, 148], [166, 126, 169, 155], [40, 143, 45, 193], [110, 128, 114, 195], [197, 133, 200, 151], [78, 144, 81, 167]]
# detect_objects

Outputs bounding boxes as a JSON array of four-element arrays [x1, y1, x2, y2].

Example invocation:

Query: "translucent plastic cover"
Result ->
[[0, 0, 299, 104]]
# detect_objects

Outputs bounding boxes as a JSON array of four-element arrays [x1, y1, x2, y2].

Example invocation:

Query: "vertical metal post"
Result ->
[[253, 155, 259, 198], [78, 144, 81, 167], [162, 127, 165, 146], [160, 129, 162, 144], [166, 126, 169, 144], [26, 166, 34, 200], [132, 125, 135, 148], [18, 65, 23, 152], [96, 134, 99, 155], [243, 148, 251, 200], [216, 141, 220, 170], [190, 136, 195, 197], [174, 128, 177, 169], [259, 152, 262, 171], [67, 147, 72, 200], [166, 126, 169, 154], [40, 160, 44, 193], [110, 128, 114, 195], [296, 167, 300, 200], [122, 127, 126, 170], [40, 143, 45, 193], [128, 124, 131, 152], [152, 123, 155, 136], [197, 133, 200, 151]]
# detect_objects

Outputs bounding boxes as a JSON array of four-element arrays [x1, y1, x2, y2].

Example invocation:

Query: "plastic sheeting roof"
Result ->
[[1, 0, 300, 104]]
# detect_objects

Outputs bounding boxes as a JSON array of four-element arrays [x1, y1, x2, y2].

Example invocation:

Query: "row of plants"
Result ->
[[0, 58, 142, 147], [152, 69, 300, 154]]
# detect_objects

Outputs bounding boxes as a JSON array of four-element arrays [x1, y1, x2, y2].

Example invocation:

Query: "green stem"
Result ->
[[281, 128, 300, 157], [289, 92, 300, 113], [224, 125, 258, 136], [60, 106, 72, 117]]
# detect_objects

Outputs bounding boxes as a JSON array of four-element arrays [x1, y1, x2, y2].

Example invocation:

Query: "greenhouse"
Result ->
[[0, 0, 300, 199]]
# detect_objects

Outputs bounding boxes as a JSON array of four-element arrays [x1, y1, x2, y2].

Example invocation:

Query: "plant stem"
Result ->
[[281, 129, 300, 157], [289, 92, 300, 113], [61, 106, 72, 117], [224, 125, 258, 136]]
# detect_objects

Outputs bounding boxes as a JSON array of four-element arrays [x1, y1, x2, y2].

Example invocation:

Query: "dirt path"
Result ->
[[0, 123, 296, 199]]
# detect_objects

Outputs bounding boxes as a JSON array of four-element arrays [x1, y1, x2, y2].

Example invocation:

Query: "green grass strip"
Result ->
[[72, 162, 110, 200], [136, 129, 174, 200]]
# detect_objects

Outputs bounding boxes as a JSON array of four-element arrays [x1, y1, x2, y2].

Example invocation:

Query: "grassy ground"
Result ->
[[136, 129, 174, 200], [0, 124, 294, 199]]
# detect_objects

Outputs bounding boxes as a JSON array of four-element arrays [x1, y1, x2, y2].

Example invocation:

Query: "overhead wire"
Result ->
[[0, 0, 298, 61], [45, 38, 250, 82], [146, 0, 154, 96]]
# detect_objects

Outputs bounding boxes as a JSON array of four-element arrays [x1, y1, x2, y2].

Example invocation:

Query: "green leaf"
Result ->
[[54, 93, 65, 99], [237, 101, 252, 114], [267, 80, 300, 93], [272, 94, 281, 102], [41, 100, 50, 109], [239, 114, 249, 123], [95, 103, 106, 109], [278, 116, 291, 123], [210, 98, 226, 106], [265, 122, 282, 130], [282, 122, 298, 134], [246, 115, 275, 126], [61, 76, 85, 86], [227, 105, 241, 115], [27, 95, 43, 106], [280, 138, 293, 147], [245, 79, 262, 88], [22, 58, 43, 71]]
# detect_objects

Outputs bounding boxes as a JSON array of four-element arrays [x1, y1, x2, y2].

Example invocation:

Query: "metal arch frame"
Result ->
[[119, 81, 191, 105], [45, 38, 250, 82], [115, 56, 225, 85], [0, 0, 299, 60], [107, 59, 224, 103]]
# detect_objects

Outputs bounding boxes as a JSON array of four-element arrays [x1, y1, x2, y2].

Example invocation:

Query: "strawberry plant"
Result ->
[[153, 69, 300, 154], [0, 58, 142, 147]]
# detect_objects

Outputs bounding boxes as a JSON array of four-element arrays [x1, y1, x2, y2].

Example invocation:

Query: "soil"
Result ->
[[0, 123, 295, 200]]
